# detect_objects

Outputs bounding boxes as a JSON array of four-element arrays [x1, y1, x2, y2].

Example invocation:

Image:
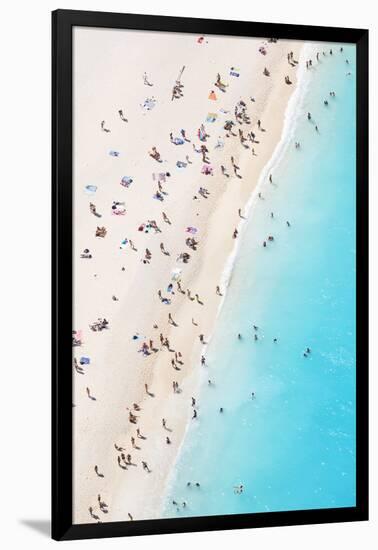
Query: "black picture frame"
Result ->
[[52, 9, 369, 541]]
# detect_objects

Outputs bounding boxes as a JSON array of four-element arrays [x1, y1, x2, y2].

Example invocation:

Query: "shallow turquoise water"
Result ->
[[164, 43, 356, 518]]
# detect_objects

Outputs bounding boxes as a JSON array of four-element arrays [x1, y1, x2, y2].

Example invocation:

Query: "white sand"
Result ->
[[72, 27, 303, 523]]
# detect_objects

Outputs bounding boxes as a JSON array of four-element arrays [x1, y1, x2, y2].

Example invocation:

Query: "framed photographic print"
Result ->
[[52, 9, 368, 541]]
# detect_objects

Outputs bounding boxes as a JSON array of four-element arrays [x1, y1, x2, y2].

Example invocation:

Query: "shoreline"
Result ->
[[73, 30, 305, 524], [160, 42, 316, 516], [160, 42, 357, 517]]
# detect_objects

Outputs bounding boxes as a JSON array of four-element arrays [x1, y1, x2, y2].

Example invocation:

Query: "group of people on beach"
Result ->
[[76, 39, 347, 523]]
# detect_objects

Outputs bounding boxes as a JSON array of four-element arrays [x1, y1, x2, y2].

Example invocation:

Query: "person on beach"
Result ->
[[118, 109, 128, 122], [233, 229, 238, 239], [100, 120, 110, 133], [137, 428, 146, 439], [214, 73, 228, 93], [94, 465, 104, 478], [166, 436, 171, 444], [221, 165, 230, 177], [86, 387, 96, 400], [191, 397, 196, 407], [168, 313, 178, 326], [149, 147, 163, 162], [143, 72, 153, 86], [145, 383, 153, 396], [195, 293, 204, 305], [117, 456, 127, 470], [231, 156, 242, 178], [216, 286, 223, 296], [162, 212, 171, 224], [192, 409, 197, 419], [201, 355, 206, 366], [89, 507, 101, 521], [90, 203, 101, 217], [142, 461, 151, 473]]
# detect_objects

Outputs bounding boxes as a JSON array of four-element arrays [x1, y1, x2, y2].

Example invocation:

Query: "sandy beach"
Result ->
[[73, 27, 303, 523]]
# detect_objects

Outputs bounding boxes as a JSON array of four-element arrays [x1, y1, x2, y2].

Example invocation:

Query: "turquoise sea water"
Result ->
[[164, 43, 356, 518]]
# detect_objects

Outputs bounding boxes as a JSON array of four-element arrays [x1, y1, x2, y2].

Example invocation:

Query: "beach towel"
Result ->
[[214, 139, 225, 150], [84, 185, 97, 194], [141, 97, 156, 111], [229, 67, 240, 77], [152, 172, 168, 183], [201, 164, 214, 175], [121, 176, 133, 187], [171, 137, 185, 145], [206, 113, 217, 123], [79, 356, 90, 365], [120, 238, 128, 249], [176, 161, 187, 169], [186, 226, 198, 234], [171, 268, 182, 281]]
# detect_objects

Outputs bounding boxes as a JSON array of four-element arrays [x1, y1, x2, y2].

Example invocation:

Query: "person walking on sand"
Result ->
[[201, 355, 206, 366], [162, 211, 171, 224], [94, 465, 104, 478], [221, 165, 230, 178], [118, 109, 128, 122], [168, 313, 178, 326], [142, 461, 151, 473], [192, 409, 197, 419], [149, 146, 163, 163], [233, 228, 238, 239], [143, 72, 153, 86], [160, 243, 170, 256], [216, 286, 223, 296]]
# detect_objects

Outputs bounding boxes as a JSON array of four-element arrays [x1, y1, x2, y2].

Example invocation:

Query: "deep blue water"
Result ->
[[164, 43, 356, 518]]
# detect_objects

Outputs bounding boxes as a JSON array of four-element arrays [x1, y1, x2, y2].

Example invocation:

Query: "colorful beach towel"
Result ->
[[229, 67, 240, 77], [120, 176, 133, 187], [141, 97, 156, 111], [206, 113, 218, 123]]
